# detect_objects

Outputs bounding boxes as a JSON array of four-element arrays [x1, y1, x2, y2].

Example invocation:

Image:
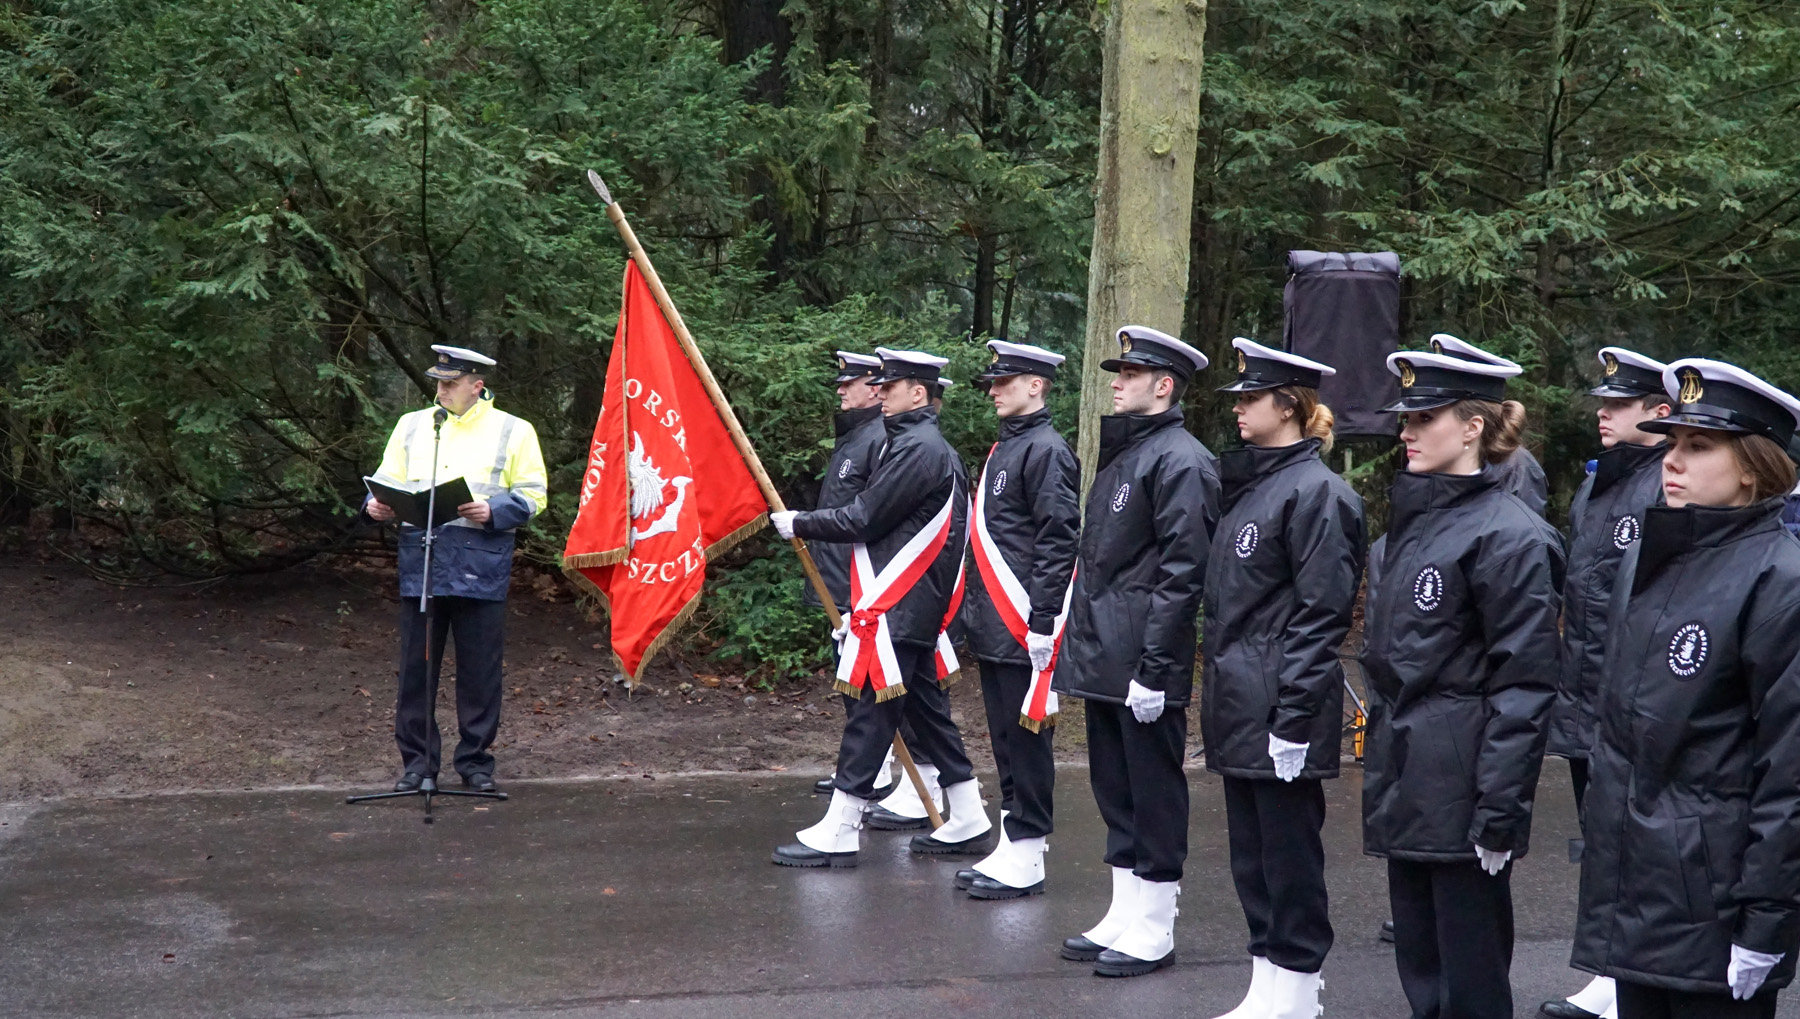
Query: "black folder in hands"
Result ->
[[363, 476, 474, 528]]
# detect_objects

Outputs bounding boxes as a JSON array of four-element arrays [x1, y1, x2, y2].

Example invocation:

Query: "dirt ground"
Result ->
[[0, 554, 1098, 801]]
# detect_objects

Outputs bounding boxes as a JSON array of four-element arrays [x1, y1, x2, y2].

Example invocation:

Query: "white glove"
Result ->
[[1026, 631, 1056, 673], [830, 619, 848, 651], [770, 511, 798, 540], [1475, 843, 1512, 876], [1729, 944, 1784, 1000], [1268, 733, 1309, 782], [1125, 680, 1165, 723]]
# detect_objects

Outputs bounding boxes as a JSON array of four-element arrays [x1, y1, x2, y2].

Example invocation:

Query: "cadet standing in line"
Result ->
[[1538, 346, 1672, 1019], [948, 339, 1081, 900], [1360, 341, 1564, 1019], [768, 348, 991, 867], [364, 345, 548, 794], [1053, 326, 1219, 978], [1203, 339, 1366, 1019], [1430, 333, 1551, 516], [1572, 359, 1800, 1019], [806, 350, 899, 800]]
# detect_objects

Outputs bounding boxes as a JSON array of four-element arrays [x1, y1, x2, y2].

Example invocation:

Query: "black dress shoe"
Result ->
[[1380, 919, 1395, 943], [1538, 1002, 1602, 1019], [910, 831, 994, 855], [1094, 947, 1174, 977], [870, 780, 897, 800], [1061, 935, 1106, 962], [771, 842, 857, 868], [867, 806, 932, 831], [463, 773, 497, 793], [967, 875, 1044, 900], [954, 868, 980, 890], [394, 772, 427, 793], [812, 777, 834, 795]]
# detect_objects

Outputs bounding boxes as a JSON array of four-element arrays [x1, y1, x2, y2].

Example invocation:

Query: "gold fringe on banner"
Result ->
[[561, 547, 628, 571], [702, 511, 769, 562], [1017, 713, 1057, 733]]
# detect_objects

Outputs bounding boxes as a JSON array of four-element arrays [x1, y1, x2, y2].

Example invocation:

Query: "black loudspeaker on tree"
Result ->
[[1282, 250, 1401, 441]]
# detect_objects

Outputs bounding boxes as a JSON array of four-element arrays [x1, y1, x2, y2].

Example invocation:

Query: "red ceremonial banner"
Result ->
[[563, 261, 768, 681]]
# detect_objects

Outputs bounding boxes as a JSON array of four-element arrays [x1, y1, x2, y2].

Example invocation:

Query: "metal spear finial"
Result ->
[[586, 169, 614, 206]]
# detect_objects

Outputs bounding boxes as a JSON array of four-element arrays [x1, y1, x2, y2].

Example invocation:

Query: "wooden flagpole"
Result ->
[[586, 170, 942, 829]]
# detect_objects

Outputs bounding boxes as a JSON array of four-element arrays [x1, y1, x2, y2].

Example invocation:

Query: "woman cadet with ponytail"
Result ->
[[1359, 337, 1566, 1019], [1201, 338, 1367, 1019]]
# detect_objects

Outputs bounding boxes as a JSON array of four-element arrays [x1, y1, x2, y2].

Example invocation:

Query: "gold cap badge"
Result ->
[[1236, 350, 1247, 374], [1397, 359, 1416, 389], [1120, 336, 1134, 354], [1603, 352, 1619, 377], [1678, 368, 1704, 406]]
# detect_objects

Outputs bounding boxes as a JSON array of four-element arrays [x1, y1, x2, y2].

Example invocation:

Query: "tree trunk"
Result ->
[[1075, 0, 1209, 497]]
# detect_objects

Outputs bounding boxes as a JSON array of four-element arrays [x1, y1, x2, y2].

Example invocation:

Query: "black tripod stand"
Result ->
[[347, 405, 508, 824]]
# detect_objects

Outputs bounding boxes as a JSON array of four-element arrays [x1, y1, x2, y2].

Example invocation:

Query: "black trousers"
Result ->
[[1085, 699, 1188, 882], [1570, 756, 1590, 813], [1387, 858, 1514, 1019], [1616, 980, 1777, 1019], [832, 644, 974, 798], [978, 660, 1055, 839], [394, 596, 506, 779], [838, 695, 928, 768], [1224, 776, 1332, 973]]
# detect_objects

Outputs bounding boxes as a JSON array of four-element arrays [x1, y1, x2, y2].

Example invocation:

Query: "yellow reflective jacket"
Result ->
[[370, 395, 547, 600]]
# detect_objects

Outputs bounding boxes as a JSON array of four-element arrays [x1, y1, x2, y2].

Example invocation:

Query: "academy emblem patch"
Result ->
[[1668, 623, 1709, 678], [1611, 515, 1640, 550], [991, 470, 1008, 496], [837, 459, 854, 479], [1234, 522, 1259, 559], [1111, 483, 1131, 513], [1413, 566, 1444, 613]]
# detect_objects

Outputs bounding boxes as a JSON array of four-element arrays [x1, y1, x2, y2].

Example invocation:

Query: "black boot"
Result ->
[[967, 874, 1044, 900], [1093, 947, 1175, 978], [394, 772, 428, 793], [1060, 935, 1106, 962], [771, 842, 858, 868]]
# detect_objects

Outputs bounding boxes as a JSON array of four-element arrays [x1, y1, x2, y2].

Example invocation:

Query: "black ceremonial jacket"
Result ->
[[1572, 500, 1800, 995], [964, 409, 1081, 665], [1201, 440, 1366, 780], [1546, 442, 1666, 760], [1492, 445, 1549, 518], [804, 406, 888, 612], [1361, 468, 1565, 861], [1053, 409, 1219, 706], [794, 406, 968, 648]]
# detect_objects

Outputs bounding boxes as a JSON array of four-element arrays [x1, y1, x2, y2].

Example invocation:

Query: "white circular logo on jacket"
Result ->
[[1413, 566, 1445, 613], [836, 458, 854, 479], [1111, 483, 1131, 513], [1668, 623, 1710, 678], [1234, 522, 1259, 559], [991, 470, 1008, 496], [1611, 515, 1640, 550]]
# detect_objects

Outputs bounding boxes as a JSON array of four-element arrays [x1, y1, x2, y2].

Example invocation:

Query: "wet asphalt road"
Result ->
[[2, 760, 1794, 1019]]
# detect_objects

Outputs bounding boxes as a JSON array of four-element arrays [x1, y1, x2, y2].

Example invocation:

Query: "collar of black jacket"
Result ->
[[1386, 467, 1501, 537], [1591, 440, 1667, 499], [997, 407, 1053, 442], [1632, 497, 1786, 593], [884, 404, 939, 436], [1097, 407, 1185, 469], [1220, 438, 1322, 506], [834, 405, 882, 438]]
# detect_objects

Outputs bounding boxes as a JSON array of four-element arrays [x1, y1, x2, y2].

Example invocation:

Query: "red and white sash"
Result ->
[[970, 445, 1075, 731], [837, 487, 959, 700], [935, 557, 966, 683]]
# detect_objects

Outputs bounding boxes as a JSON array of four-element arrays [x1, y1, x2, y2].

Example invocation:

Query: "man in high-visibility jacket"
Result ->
[[365, 345, 547, 793]]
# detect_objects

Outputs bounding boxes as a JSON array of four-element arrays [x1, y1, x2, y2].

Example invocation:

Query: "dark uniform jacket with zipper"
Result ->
[[1571, 499, 1800, 995], [803, 406, 888, 612], [793, 406, 968, 648], [1201, 440, 1366, 780], [963, 409, 1081, 665], [1361, 468, 1565, 861], [1546, 441, 1667, 760], [1052, 408, 1219, 706]]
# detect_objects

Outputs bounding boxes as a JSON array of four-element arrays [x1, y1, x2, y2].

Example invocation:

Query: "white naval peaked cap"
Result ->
[[426, 344, 497, 380], [987, 339, 1066, 366], [1105, 325, 1209, 378], [873, 347, 950, 368], [1428, 333, 1521, 371], [1590, 346, 1670, 398], [1646, 358, 1800, 449], [835, 350, 882, 368], [1219, 337, 1335, 393], [1381, 349, 1521, 412], [869, 347, 950, 385]]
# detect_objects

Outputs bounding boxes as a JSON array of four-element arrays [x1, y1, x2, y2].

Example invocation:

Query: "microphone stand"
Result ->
[[349, 403, 507, 823]]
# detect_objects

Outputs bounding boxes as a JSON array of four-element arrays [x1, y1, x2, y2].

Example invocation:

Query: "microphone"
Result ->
[[432, 405, 448, 428]]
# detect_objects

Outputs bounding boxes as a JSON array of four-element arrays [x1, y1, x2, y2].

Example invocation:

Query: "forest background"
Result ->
[[3, 0, 1797, 681]]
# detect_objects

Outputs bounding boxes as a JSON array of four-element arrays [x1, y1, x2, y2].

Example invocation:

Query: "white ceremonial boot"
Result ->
[[868, 762, 942, 830], [1095, 879, 1180, 977], [1063, 868, 1139, 960], [771, 789, 868, 868], [1563, 976, 1615, 1016], [1266, 962, 1322, 1019], [911, 778, 994, 854], [968, 835, 1047, 899], [1210, 954, 1276, 1019], [873, 748, 895, 793], [956, 809, 1013, 890]]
